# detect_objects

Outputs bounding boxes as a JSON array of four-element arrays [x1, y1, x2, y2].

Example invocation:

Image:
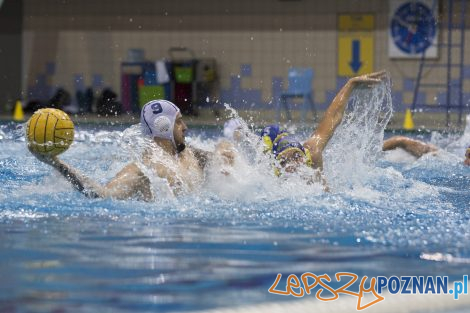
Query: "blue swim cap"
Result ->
[[273, 136, 305, 157], [273, 136, 313, 170], [260, 125, 288, 153], [260, 125, 313, 175]]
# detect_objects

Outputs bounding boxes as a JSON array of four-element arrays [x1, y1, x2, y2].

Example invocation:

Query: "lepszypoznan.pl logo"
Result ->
[[268, 272, 468, 310]]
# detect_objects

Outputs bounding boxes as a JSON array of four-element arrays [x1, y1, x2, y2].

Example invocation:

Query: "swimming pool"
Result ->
[[1, 97, 470, 311]]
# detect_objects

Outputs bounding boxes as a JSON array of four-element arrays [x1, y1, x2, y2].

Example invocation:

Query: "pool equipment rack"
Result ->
[[412, 0, 467, 127], [169, 47, 197, 115]]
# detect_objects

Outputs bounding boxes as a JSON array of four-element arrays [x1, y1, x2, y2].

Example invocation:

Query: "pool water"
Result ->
[[1, 86, 470, 312]]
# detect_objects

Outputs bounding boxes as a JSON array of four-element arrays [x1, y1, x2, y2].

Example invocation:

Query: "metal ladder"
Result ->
[[411, 0, 467, 127]]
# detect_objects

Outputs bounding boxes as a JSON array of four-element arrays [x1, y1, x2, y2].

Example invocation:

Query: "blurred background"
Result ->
[[0, 0, 469, 128]]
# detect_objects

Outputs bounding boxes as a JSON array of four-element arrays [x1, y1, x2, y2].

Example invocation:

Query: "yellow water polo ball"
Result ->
[[26, 108, 75, 156]]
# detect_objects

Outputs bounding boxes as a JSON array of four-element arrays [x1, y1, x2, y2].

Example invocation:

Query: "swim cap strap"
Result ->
[[304, 148, 313, 167]]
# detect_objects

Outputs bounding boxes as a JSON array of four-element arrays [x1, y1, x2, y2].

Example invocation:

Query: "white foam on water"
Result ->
[[406, 149, 463, 169], [0, 122, 27, 142], [21, 173, 75, 195], [0, 209, 53, 220], [383, 148, 418, 163], [442, 115, 470, 157], [421, 252, 470, 264]]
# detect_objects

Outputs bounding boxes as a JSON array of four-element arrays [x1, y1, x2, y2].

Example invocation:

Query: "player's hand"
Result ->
[[349, 70, 387, 87], [365, 70, 387, 79], [215, 141, 236, 166], [30, 150, 59, 166]]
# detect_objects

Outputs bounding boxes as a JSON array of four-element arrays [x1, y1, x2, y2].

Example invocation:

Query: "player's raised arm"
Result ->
[[303, 71, 386, 169]]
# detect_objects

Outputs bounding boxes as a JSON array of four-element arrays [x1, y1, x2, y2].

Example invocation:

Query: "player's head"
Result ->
[[465, 147, 470, 166], [141, 100, 187, 152], [223, 119, 243, 141], [273, 136, 312, 174]]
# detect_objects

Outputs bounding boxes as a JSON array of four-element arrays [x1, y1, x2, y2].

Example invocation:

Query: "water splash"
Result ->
[[323, 75, 393, 190], [0, 81, 467, 248], [442, 114, 470, 156], [195, 78, 396, 201], [1, 75, 450, 211], [0, 122, 27, 142]]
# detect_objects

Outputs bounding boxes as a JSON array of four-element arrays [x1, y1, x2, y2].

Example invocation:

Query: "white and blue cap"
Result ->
[[223, 118, 243, 139], [141, 100, 180, 146]]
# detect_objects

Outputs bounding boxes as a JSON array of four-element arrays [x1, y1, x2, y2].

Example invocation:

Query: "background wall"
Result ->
[[19, 0, 470, 113], [0, 0, 22, 112]]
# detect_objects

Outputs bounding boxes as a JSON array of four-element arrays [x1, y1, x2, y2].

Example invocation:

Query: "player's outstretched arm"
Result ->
[[35, 155, 153, 201], [382, 136, 438, 158]]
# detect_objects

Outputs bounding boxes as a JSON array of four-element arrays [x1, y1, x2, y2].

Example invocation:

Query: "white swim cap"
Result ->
[[141, 100, 180, 146], [223, 118, 243, 139]]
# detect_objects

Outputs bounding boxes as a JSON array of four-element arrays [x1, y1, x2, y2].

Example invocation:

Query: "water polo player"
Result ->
[[223, 118, 243, 141], [261, 71, 386, 182], [261, 125, 312, 175], [31, 100, 236, 201]]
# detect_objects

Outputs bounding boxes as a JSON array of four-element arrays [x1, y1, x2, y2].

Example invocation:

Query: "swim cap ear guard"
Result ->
[[141, 100, 181, 148], [262, 135, 274, 153]]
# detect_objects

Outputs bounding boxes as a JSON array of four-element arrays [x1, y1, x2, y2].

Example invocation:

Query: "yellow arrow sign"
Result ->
[[338, 34, 374, 76]]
